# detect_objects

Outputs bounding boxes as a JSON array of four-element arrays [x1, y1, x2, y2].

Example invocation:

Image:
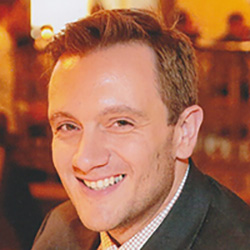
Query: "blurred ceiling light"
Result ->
[[40, 25, 54, 40], [89, 0, 159, 11], [31, 0, 159, 41], [30, 0, 89, 39]]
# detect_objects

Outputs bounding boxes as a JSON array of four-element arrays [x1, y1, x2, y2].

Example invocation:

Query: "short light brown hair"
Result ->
[[48, 9, 198, 124]]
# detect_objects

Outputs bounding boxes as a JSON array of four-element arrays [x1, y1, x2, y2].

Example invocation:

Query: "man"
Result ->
[[32, 9, 249, 249]]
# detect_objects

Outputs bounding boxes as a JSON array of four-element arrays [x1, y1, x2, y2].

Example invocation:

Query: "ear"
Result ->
[[172, 105, 203, 160]]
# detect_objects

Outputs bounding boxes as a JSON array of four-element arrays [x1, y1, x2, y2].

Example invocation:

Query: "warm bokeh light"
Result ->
[[40, 26, 54, 40], [30, 0, 159, 40], [99, 0, 159, 9], [30, 0, 250, 41], [30, 0, 89, 38], [178, 0, 250, 40]]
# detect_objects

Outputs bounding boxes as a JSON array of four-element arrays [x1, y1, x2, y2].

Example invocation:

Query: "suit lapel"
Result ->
[[142, 160, 211, 250]]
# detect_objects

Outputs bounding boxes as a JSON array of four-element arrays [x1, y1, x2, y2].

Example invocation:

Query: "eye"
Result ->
[[115, 120, 133, 127], [108, 119, 134, 133], [56, 123, 80, 133]]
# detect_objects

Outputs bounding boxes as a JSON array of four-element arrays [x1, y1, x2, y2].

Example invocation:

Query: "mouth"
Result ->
[[77, 174, 126, 191]]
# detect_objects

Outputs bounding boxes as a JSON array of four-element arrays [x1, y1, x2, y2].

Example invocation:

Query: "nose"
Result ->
[[72, 127, 110, 174]]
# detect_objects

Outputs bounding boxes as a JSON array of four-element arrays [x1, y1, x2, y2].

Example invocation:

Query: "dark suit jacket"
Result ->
[[32, 161, 250, 249]]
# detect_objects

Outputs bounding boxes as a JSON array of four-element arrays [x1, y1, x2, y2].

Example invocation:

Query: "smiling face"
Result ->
[[48, 43, 179, 242]]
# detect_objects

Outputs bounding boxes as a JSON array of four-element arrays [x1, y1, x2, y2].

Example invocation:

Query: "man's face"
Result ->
[[48, 43, 178, 237]]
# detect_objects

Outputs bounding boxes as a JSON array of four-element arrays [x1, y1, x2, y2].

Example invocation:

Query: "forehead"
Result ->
[[48, 43, 163, 117], [49, 42, 158, 88]]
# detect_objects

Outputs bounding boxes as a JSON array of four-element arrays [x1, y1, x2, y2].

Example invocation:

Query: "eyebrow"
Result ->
[[49, 105, 146, 124], [99, 105, 146, 119], [49, 112, 77, 124]]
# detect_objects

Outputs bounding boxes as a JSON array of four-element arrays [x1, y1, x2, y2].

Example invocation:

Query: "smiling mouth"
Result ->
[[78, 174, 126, 191]]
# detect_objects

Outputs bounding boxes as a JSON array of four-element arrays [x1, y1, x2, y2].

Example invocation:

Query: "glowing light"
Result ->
[[41, 26, 54, 40], [93, 0, 159, 10], [30, 0, 89, 39], [30, 0, 159, 40]]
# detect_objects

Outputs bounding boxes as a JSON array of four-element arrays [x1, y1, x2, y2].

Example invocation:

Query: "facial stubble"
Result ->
[[108, 131, 176, 243]]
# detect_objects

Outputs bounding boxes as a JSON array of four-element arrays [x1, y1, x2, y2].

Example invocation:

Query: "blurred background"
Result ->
[[0, 0, 250, 249]]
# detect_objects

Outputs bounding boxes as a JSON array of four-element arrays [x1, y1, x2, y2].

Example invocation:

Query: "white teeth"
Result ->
[[97, 180, 103, 189], [104, 178, 109, 186], [83, 174, 125, 190], [110, 176, 114, 186], [89, 182, 95, 189]]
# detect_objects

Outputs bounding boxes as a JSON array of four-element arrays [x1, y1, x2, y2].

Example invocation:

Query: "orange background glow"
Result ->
[[178, 0, 250, 40]]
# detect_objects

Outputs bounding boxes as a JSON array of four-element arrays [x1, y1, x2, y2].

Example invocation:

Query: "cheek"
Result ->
[[52, 139, 75, 174], [109, 135, 160, 175]]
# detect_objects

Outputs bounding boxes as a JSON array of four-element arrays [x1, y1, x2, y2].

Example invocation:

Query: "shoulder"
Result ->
[[31, 200, 99, 250], [207, 174, 249, 222], [188, 163, 250, 249], [202, 175, 249, 240], [45, 200, 79, 225], [138, 162, 249, 250], [186, 160, 249, 221]]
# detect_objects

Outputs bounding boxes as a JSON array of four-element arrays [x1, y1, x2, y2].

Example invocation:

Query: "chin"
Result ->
[[79, 214, 117, 232], [74, 205, 116, 232]]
